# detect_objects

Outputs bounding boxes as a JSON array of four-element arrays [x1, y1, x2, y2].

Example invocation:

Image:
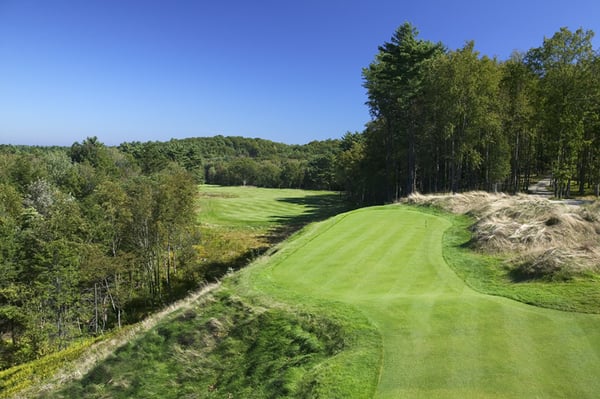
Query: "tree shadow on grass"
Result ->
[[265, 193, 356, 244], [202, 246, 271, 281], [200, 193, 355, 284]]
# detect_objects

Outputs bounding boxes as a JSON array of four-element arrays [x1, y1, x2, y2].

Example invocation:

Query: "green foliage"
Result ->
[[362, 23, 445, 200], [525, 28, 598, 197], [119, 136, 343, 190], [354, 24, 600, 202], [0, 138, 203, 371]]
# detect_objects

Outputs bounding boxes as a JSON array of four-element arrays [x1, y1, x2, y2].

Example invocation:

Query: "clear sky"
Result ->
[[1, 0, 599, 146]]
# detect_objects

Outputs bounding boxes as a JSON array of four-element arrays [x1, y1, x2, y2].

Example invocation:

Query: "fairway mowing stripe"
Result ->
[[576, 316, 600, 365], [333, 209, 431, 298], [378, 230, 425, 295], [501, 298, 557, 397], [266, 212, 352, 275], [349, 209, 427, 294], [445, 298, 484, 392], [339, 221, 414, 297], [277, 218, 378, 293], [250, 206, 600, 398], [281, 210, 391, 293], [374, 296, 451, 397], [539, 313, 600, 398], [477, 299, 520, 392], [298, 219, 367, 268]]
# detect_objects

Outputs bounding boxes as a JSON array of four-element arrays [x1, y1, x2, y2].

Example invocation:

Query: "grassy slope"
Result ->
[[443, 212, 600, 314], [242, 206, 600, 398], [26, 189, 600, 398], [199, 185, 347, 227], [197, 185, 350, 278]]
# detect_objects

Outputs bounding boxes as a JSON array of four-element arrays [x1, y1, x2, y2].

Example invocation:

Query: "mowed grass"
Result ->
[[199, 185, 346, 228], [197, 185, 351, 277], [242, 206, 600, 398]]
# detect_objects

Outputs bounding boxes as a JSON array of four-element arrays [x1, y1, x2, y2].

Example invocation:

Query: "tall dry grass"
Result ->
[[406, 192, 600, 279]]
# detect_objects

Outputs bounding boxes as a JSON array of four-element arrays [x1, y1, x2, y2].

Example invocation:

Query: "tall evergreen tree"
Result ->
[[363, 23, 444, 200]]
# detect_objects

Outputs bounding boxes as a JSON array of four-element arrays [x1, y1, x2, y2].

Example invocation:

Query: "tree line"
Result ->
[[0, 138, 201, 368], [118, 136, 341, 190], [336, 23, 600, 203]]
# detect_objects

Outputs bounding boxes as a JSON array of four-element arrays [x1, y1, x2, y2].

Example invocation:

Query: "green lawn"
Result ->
[[242, 206, 600, 398], [199, 185, 346, 228], [30, 196, 600, 398], [197, 185, 351, 277], [198, 185, 350, 280]]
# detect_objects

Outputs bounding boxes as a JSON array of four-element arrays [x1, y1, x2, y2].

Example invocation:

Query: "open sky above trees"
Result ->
[[1, 0, 599, 146]]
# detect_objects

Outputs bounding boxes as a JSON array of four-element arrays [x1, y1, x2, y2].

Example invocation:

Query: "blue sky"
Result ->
[[1, 0, 599, 146]]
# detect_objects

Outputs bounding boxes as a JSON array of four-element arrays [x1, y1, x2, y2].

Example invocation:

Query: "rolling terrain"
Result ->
[[21, 188, 600, 398], [243, 206, 600, 398]]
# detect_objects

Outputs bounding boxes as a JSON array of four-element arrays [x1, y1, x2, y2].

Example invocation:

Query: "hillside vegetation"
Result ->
[[0, 136, 344, 372], [1, 186, 351, 398], [406, 192, 600, 313], [407, 192, 600, 280]]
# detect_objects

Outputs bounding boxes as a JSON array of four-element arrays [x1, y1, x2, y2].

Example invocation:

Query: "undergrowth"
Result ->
[[0, 337, 102, 398], [36, 289, 351, 399]]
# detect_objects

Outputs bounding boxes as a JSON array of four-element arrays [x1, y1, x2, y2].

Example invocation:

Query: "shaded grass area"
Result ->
[[196, 185, 352, 279]]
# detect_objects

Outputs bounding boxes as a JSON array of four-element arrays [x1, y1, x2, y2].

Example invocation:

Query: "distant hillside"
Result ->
[[1, 135, 344, 191], [118, 135, 343, 190]]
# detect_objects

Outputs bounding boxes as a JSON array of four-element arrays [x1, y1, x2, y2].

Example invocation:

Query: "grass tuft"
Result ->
[[38, 288, 358, 399], [406, 192, 600, 280]]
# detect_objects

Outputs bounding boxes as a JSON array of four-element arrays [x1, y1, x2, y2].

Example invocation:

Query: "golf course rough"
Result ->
[[247, 206, 600, 399]]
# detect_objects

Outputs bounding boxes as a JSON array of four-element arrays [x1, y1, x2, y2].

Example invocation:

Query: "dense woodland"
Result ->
[[0, 137, 340, 369], [118, 136, 341, 190], [2, 23, 599, 370], [336, 24, 600, 203]]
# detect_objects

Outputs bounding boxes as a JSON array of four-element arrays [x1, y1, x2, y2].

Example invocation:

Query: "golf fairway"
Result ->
[[253, 206, 600, 398]]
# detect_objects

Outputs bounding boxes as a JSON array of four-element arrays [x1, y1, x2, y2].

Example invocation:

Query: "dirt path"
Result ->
[[528, 176, 552, 196]]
